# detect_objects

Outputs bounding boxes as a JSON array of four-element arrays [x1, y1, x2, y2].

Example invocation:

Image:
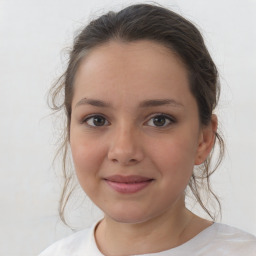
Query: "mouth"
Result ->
[[104, 175, 154, 194]]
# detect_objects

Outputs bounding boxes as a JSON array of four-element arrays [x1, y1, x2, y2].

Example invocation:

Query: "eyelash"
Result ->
[[146, 113, 176, 127], [81, 114, 110, 127], [81, 113, 176, 128]]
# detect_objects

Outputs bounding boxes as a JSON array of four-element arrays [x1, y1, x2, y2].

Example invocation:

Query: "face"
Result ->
[[70, 40, 214, 224]]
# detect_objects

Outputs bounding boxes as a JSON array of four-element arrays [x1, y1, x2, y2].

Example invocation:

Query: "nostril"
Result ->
[[111, 158, 137, 164], [107, 137, 144, 165]]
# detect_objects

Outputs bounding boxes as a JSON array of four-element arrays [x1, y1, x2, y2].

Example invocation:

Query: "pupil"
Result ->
[[93, 116, 105, 126], [153, 116, 166, 126]]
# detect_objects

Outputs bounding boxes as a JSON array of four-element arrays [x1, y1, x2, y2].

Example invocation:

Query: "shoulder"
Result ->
[[38, 226, 95, 256], [213, 223, 256, 240], [175, 223, 256, 255], [203, 223, 256, 255]]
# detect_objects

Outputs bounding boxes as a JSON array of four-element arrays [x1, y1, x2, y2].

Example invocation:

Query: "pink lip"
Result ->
[[104, 175, 154, 194]]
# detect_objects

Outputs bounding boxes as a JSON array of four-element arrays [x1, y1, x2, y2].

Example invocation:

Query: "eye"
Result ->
[[146, 114, 175, 127], [83, 115, 109, 127]]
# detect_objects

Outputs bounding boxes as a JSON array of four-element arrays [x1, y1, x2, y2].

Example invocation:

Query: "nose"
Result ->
[[107, 126, 144, 166]]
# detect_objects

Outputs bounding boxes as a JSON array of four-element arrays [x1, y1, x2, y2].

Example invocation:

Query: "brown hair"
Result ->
[[49, 3, 224, 224]]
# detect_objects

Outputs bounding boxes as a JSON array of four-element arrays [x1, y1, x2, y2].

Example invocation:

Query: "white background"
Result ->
[[0, 0, 256, 255]]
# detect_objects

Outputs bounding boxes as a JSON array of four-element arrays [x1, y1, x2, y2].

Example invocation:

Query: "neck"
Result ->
[[95, 199, 210, 256]]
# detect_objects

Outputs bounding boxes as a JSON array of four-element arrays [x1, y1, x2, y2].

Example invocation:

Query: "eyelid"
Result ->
[[80, 112, 176, 127], [145, 113, 176, 127], [81, 114, 110, 127]]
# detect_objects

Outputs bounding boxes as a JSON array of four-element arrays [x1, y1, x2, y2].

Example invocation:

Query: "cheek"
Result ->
[[149, 136, 198, 178], [70, 134, 107, 186], [70, 142, 107, 201]]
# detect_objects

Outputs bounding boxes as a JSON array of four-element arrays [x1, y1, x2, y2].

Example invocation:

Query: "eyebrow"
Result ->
[[75, 98, 184, 108], [75, 98, 111, 108], [139, 99, 184, 108]]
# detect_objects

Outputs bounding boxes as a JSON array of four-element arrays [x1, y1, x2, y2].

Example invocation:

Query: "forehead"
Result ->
[[72, 40, 193, 108], [76, 40, 187, 80]]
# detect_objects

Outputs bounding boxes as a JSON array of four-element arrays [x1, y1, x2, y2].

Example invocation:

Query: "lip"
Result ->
[[104, 175, 154, 194]]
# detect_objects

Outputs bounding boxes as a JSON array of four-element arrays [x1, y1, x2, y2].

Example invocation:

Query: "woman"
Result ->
[[39, 3, 256, 255]]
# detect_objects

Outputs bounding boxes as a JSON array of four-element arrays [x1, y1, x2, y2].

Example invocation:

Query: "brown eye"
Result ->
[[147, 114, 175, 127], [85, 115, 109, 127], [153, 116, 167, 126]]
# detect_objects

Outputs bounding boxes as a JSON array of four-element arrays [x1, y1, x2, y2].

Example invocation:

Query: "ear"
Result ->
[[194, 114, 218, 165]]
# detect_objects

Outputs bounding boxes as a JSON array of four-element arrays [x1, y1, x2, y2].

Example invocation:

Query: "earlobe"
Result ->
[[195, 114, 218, 165]]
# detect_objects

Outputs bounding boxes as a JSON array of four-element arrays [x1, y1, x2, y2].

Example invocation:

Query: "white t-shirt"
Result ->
[[39, 222, 256, 255]]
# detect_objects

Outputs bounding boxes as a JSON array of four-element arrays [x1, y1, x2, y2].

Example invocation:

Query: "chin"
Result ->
[[109, 215, 151, 224], [104, 207, 156, 225]]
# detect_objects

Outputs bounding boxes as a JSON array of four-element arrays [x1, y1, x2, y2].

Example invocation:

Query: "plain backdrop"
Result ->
[[0, 0, 256, 255]]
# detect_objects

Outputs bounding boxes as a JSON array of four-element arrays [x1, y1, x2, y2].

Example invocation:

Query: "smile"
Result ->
[[104, 175, 154, 194]]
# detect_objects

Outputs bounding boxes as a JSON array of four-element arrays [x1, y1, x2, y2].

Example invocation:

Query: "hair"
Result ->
[[49, 3, 224, 225]]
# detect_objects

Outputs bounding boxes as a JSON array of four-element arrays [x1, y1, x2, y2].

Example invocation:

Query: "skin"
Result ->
[[70, 40, 217, 255]]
